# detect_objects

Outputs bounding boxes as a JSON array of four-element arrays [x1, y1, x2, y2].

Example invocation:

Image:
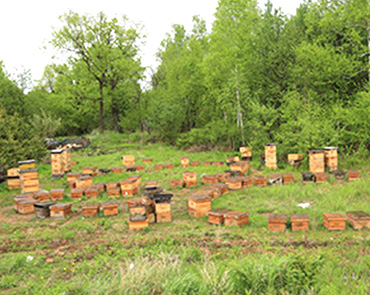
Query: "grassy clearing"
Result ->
[[1, 131, 370, 294]]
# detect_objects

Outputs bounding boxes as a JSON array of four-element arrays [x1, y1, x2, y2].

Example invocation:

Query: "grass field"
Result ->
[[1, 132, 370, 294]]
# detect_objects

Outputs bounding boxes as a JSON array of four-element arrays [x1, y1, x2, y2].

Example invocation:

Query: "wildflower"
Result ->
[[40, 276, 44, 280], [70, 268, 74, 273], [63, 267, 67, 271], [72, 262, 75, 266]]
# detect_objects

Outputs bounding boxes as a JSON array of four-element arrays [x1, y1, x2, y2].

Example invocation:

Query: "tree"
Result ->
[[50, 11, 144, 134]]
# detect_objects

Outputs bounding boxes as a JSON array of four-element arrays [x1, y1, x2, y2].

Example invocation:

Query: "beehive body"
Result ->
[[291, 214, 309, 231], [265, 144, 277, 169], [50, 203, 72, 219], [224, 211, 249, 227], [253, 175, 268, 187], [347, 170, 359, 181], [170, 179, 182, 188], [346, 211, 370, 229], [268, 214, 287, 232], [202, 175, 218, 185], [323, 213, 346, 230], [188, 194, 211, 218], [83, 204, 100, 217], [183, 171, 197, 187], [282, 173, 294, 184], [50, 189, 64, 201], [102, 202, 118, 216], [323, 147, 338, 171], [180, 157, 189, 168], [208, 209, 230, 225], [308, 150, 325, 173]]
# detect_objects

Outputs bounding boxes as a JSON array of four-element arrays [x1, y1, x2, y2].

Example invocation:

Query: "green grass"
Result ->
[[0, 131, 370, 294]]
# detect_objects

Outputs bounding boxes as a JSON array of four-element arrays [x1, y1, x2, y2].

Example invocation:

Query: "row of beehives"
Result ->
[[238, 145, 338, 173]]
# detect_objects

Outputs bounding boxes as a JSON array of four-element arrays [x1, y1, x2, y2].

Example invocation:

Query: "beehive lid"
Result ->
[[226, 177, 242, 183], [283, 173, 293, 177], [51, 189, 64, 193], [189, 194, 211, 202], [99, 168, 111, 173], [269, 173, 282, 180], [72, 188, 84, 193], [18, 159, 36, 165], [314, 172, 326, 177], [50, 203, 71, 209], [301, 172, 314, 177], [83, 204, 100, 209], [68, 173, 82, 177], [265, 143, 277, 146], [79, 175, 92, 180], [209, 208, 230, 216], [34, 202, 56, 208], [127, 198, 144, 207], [103, 201, 118, 207], [225, 211, 249, 218], [323, 213, 345, 220], [308, 150, 324, 154], [203, 174, 217, 179], [346, 211, 370, 220], [127, 175, 141, 180], [290, 214, 309, 221], [36, 190, 49, 196], [85, 187, 99, 192], [323, 147, 338, 150], [18, 199, 38, 205], [51, 149, 64, 154], [19, 169, 38, 174], [253, 175, 266, 179], [269, 214, 287, 222]]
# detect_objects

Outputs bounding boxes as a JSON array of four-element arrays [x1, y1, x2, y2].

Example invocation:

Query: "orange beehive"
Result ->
[[211, 183, 228, 195], [208, 209, 230, 225], [67, 173, 82, 183], [268, 214, 287, 232], [347, 170, 359, 181], [120, 180, 137, 197], [108, 187, 121, 197], [224, 211, 249, 227], [226, 156, 240, 165], [62, 148, 72, 173], [230, 161, 250, 175], [203, 161, 213, 166], [34, 190, 50, 202], [136, 165, 145, 172], [143, 158, 153, 163], [253, 175, 268, 187], [323, 213, 346, 230], [238, 176, 252, 188], [122, 155, 135, 166], [17, 199, 38, 214], [212, 161, 224, 167], [7, 168, 19, 177], [240, 147, 252, 160], [191, 161, 200, 167], [71, 188, 84, 199], [7, 176, 21, 190], [155, 202, 172, 222], [282, 173, 294, 185], [202, 175, 218, 185], [83, 204, 100, 217], [164, 163, 173, 170], [269, 173, 282, 185], [225, 177, 242, 190], [13, 195, 33, 210], [346, 211, 370, 230], [180, 157, 189, 168], [314, 172, 327, 183], [129, 218, 149, 230], [203, 187, 221, 199], [154, 164, 163, 171], [288, 154, 302, 166], [93, 183, 105, 194], [126, 175, 142, 189], [50, 203, 72, 219], [215, 173, 228, 183], [145, 180, 158, 188], [105, 182, 119, 190], [183, 171, 197, 187], [50, 189, 64, 201], [323, 147, 338, 172], [110, 167, 122, 174], [308, 150, 325, 173], [85, 187, 100, 198], [102, 202, 118, 216], [188, 194, 211, 218], [82, 166, 98, 177], [265, 143, 277, 170], [19, 168, 39, 193], [75, 175, 93, 190], [51, 149, 65, 177], [290, 214, 309, 231], [169, 179, 182, 188]]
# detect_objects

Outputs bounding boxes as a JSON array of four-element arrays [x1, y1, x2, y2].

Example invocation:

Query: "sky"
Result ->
[[0, 0, 303, 87]]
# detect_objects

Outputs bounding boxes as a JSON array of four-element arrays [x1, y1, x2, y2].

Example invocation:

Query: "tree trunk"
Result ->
[[99, 81, 104, 134], [367, 24, 370, 82]]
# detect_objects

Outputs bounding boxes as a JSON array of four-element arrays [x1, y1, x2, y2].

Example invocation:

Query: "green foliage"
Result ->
[[30, 109, 61, 138]]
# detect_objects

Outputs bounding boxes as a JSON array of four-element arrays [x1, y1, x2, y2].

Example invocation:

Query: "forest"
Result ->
[[1, 0, 370, 168]]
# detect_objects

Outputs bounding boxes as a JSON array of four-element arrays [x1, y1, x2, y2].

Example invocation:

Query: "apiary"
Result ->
[[180, 156, 190, 168], [323, 147, 338, 171], [346, 211, 370, 230], [224, 211, 249, 227], [129, 217, 149, 230], [282, 173, 294, 185], [188, 194, 211, 218], [308, 150, 325, 173], [215, 173, 228, 182], [208, 209, 230, 225], [183, 171, 197, 187], [126, 175, 142, 189], [290, 214, 309, 231], [93, 183, 105, 194], [265, 143, 277, 170], [50, 203, 72, 219], [268, 214, 287, 232], [102, 202, 118, 216], [202, 187, 221, 199], [323, 213, 346, 230]]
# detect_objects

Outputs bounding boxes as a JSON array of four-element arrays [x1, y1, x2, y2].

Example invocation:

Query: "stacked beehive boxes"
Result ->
[[62, 148, 71, 173], [19, 160, 39, 193], [188, 194, 211, 218], [128, 199, 150, 230], [323, 147, 338, 171], [265, 143, 277, 169], [323, 213, 346, 230], [7, 168, 20, 189], [308, 150, 325, 173], [51, 149, 64, 177], [240, 147, 252, 160]]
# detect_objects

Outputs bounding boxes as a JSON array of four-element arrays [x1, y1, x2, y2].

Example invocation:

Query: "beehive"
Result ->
[[154, 164, 163, 171], [75, 175, 93, 190], [346, 211, 370, 230], [188, 194, 211, 218], [308, 150, 325, 173], [212, 161, 224, 167], [82, 166, 98, 177], [225, 177, 242, 190], [239, 176, 252, 188], [126, 175, 142, 189], [34, 190, 50, 202], [253, 175, 267, 187], [34, 202, 56, 219], [164, 163, 173, 170], [17, 199, 38, 214], [269, 173, 282, 185], [282, 173, 294, 185], [122, 155, 135, 166], [7, 168, 19, 177], [143, 158, 153, 163], [125, 165, 136, 172], [71, 188, 84, 199], [83, 204, 100, 217], [215, 173, 228, 183], [323, 213, 346, 230], [230, 161, 250, 175], [265, 143, 277, 170], [18, 160, 36, 170], [50, 189, 64, 201], [155, 202, 172, 222], [129, 218, 149, 230], [191, 161, 200, 167], [102, 202, 118, 216], [13, 195, 33, 211], [240, 146, 252, 160], [208, 209, 230, 225], [62, 148, 72, 173], [203, 161, 213, 166], [120, 179, 137, 197], [136, 165, 145, 172], [110, 167, 122, 174], [302, 172, 315, 184], [67, 173, 82, 183], [180, 157, 189, 168], [202, 175, 218, 185], [19, 168, 39, 194], [314, 172, 327, 184], [224, 211, 249, 227], [169, 179, 182, 188], [290, 214, 309, 231], [196, 189, 213, 199], [107, 187, 121, 197], [183, 171, 197, 187], [332, 170, 346, 180], [347, 169, 360, 181], [288, 154, 302, 166], [226, 156, 239, 166], [85, 187, 100, 198], [145, 180, 158, 188], [7, 176, 21, 190], [50, 203, 72, 219], [211, 183, 228, 195], [323, 147, 338, 172], [205, 187, 221, 198], [93, 183, 105, 194], [268, 214, 287, 232]]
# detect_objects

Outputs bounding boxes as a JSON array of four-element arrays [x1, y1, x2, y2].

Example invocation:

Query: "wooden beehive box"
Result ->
[[93, 183, 105, 194], [105, 182, 119, 190], [50, 203, 72, 219], [62, 148, 72, 173], [253, 175, 267, 187], [34, 202, 56, 219], [203, 187, 221, 199], [180, 156, 190, 168], [346, 211, 370, 230], [85, 187, 100, 198], [323, 213, 346, 230], [108, 187, 121, 197], [282, 173, 294, 185], [102, 202, 118, 216], [143, 158, 153, 163], [208, 209, 230, 225], [18, 159, 36, 170], [82, 166, 98, 177], [154, 164, 163, 171], [169, 179, 182, 188], [129, 218, 149, 230], [308, 150, 325, 173], [347, 169, 360, 181], [302, 172, 315, 184], [225, 211, 249, 227], [50, 189, 64, 201], [122, 155, 135, 166], [323, 147, 338, 172], [268, 214, 287, 232], [212, 161, 224, 167], [17, 199, 38, 214], [7, 176, 21, 190], [135, 165, 145, 172], [156, 212, 172, 222], [265, 143, 277, 170], [202, 174, 218, 185], [269, 173, 282, 185], [71, 188, 84, 199], [110, 167, 122, 174], [127, 175, 142, 189], [230, 161, 250, 175], [215, 173, 228, 183], [67, 173, 82, 183], [19, 168, 39, 193], [83, 204, 100, 217], [7, 168, 19, 177], [188, 194, 211, 218], [226, 156, 239, 165], [290, 214, 309, 231], [314, 172, 327, 183], [225, 177, 242, 190], [164, 163, 173, 170], [34, 190, 50, 202], [191, 161, 200, 167], [203, 161, 213, 166], [51, 149, 64, 177], [75, 175, 93, 190], [240, 147, 252, 160], [288, 154, 302, 166], [145, 180, 158, 188], [183, 171, 197, 187], [120, 180, 137, 197], [238, 176, 252, 188], [14, 195, 33, 210], [211, 183, 228, 195], [155, 202, 171, 214], [125, 165, 136, 172]]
